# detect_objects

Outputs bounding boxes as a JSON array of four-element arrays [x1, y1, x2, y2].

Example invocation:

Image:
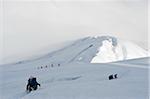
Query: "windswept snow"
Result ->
[[0, 57, 149, 99], [10, 36, 147, 65], [2, 36, 147, 65], [91, 38, 148, 63], [0, 36, 149, 99]]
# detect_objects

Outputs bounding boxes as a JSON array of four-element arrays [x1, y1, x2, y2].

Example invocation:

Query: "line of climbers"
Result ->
[[37, 63, 61, 69]]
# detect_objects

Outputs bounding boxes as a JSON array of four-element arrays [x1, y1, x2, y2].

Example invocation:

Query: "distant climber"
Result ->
[[109, 74, 118, 80], [114, 74, 118, 79], [45, 65, 48, 68], [26, 76, 41, 92], [51, 64, 53, 67], [109, 75, 113, 80]]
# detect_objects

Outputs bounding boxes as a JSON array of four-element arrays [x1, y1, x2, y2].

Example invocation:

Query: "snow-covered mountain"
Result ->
[[21, 36, 147, 65], [91, 36, 148, 63], [0, 36, 149, 99]]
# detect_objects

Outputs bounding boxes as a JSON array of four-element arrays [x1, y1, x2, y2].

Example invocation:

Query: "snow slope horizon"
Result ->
[[0, 36, 149, 99], [0, 39, 79, 65], [0, 57, 149, 99], [1, 36, 148, 65]]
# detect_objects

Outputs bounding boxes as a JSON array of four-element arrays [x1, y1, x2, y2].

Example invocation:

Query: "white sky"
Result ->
[[0, 0, 148, 64]]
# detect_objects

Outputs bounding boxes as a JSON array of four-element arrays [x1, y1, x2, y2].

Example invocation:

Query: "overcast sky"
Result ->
[[0, 0, 148, 64]]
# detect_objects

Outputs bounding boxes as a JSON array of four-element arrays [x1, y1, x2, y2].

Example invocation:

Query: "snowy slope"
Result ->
[[0, 36, 149, 99], [91, 37, 148, 63], [0, 57, 149, 99], [6, 36, 147, 66]]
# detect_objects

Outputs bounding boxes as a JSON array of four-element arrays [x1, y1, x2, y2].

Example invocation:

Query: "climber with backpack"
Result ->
[[26, 76, 41, 92]]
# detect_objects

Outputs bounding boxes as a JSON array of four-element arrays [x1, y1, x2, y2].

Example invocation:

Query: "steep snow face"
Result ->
[[91, 40, 119, 63], [91, 38, 148, 63], [4, 36, 147, 65], [0, 36, 149, 99]]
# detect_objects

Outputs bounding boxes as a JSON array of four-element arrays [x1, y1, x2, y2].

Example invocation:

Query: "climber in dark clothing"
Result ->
[[109, 75, 113, 80], [114, 74, 118, 79], [26, 76, 41, 92], [108, 74, 118, 80]]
